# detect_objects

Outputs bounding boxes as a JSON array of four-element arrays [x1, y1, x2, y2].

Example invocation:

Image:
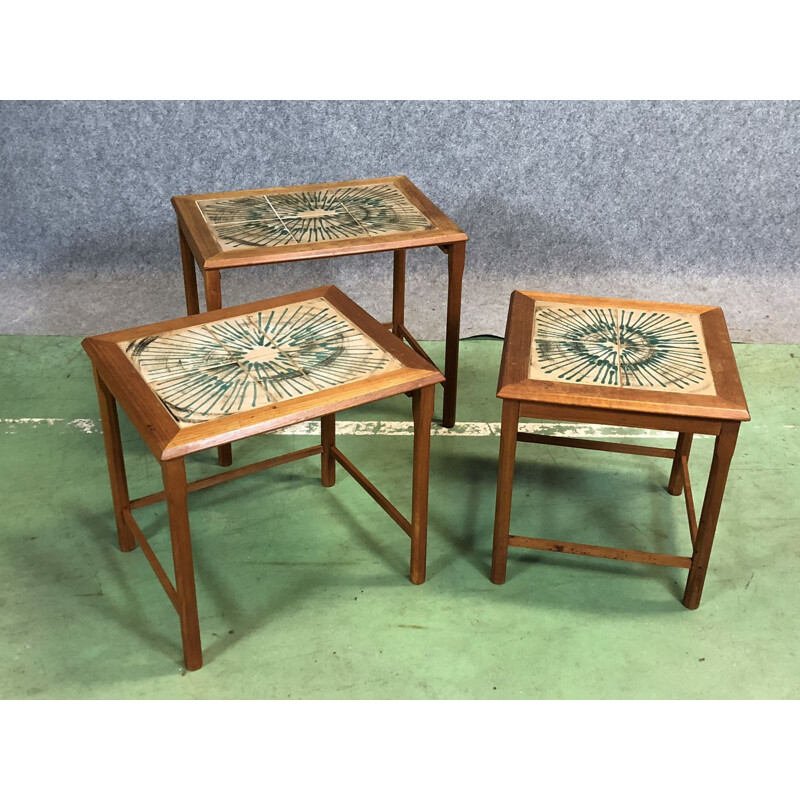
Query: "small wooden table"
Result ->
[[172, 175, 467, 466], [491, 290, 750, 608], [83, 286, 444, 670]]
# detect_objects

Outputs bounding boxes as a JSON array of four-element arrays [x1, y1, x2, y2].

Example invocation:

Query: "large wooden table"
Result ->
[[491, 290, 750, 608], [83, 286, 444, 670], [172, 175, 467, 470]]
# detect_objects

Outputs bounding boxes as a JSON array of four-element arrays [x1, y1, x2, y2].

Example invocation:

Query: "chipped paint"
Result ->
[[0, 417, 730, 439]]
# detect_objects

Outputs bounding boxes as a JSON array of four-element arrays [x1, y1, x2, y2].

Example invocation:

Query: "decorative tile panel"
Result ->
[[121, 298, 402, 426], [197, 183, 434, 250], [529, 301, 715, 394]]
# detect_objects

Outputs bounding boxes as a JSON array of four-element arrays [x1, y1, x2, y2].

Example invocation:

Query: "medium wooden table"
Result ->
[[83, 286, 444, 670], [172, 175, 467, 471], [491, 290, 750, 608]]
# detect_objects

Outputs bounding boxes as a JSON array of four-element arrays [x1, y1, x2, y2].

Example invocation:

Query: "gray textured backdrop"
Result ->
[[2, 100, 798, 342]]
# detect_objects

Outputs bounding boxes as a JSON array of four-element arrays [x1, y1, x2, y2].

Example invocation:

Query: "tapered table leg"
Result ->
[[392, 249, 406, 338], [683, 422, 740, 609], [321, 414, 335, 487], [202, 269, 232, 467], [179, 224, 200, 316], [668, 432, 693, 495], [443, 241, 465, 428], [93, 369, 136, 552], [491, 400, 520, 584], [162, 458, 203, 670], [410, 385, 435, 584]]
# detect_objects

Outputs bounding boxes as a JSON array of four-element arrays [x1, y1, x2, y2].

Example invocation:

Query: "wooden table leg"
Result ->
[[392, 249, 406, 338], [668, 432, 693, 495], [93, 368, 135, 552], [410, 385, 435, 584], [682, 421, 740, 610], [179, 223, 200, 316], [202, 268, 223, 313], [321, 414, 335, 487], [202, 269, 232, 467], [162, 458, 203, 671], [443, 241, 465, 428], [491, 400, 520, 584]]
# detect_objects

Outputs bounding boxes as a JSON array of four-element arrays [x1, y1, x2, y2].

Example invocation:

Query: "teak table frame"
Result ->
[[491, 291, 750, 608], [172, 176, 467, 473], [83, 286, 444, 670]]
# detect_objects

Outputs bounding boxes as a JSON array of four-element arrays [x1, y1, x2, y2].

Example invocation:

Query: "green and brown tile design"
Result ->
[[120, 298, 402, 426], [529, 300, 715, 394], [197, 183, 435, 250]]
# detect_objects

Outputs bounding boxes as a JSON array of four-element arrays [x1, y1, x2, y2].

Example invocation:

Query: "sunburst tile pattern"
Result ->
[[120, 298, 403, 426], [529, 301, 715, 394], [197, 183, 435, 250]]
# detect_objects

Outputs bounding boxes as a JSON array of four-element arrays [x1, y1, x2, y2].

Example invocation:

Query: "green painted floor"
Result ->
[[1, 336, 798, 699]]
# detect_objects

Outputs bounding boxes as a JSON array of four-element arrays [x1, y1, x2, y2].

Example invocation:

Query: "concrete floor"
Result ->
[[1, 337, 797, 699]]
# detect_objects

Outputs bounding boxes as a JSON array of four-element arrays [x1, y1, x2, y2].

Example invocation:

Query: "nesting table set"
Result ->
[[83, 176, 749, 670]]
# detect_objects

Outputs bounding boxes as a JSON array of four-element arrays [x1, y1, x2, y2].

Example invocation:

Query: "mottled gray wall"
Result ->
[[2, 100, 798, 341]]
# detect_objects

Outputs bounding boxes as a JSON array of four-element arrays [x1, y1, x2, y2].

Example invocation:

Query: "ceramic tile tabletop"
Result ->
[[120, 297, 402, 426], [529, 300, 715, 395], [196, 183, 435, 251]]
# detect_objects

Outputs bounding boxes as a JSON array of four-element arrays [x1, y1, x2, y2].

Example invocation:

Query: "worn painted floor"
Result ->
[[1, 336, 798, 699]]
